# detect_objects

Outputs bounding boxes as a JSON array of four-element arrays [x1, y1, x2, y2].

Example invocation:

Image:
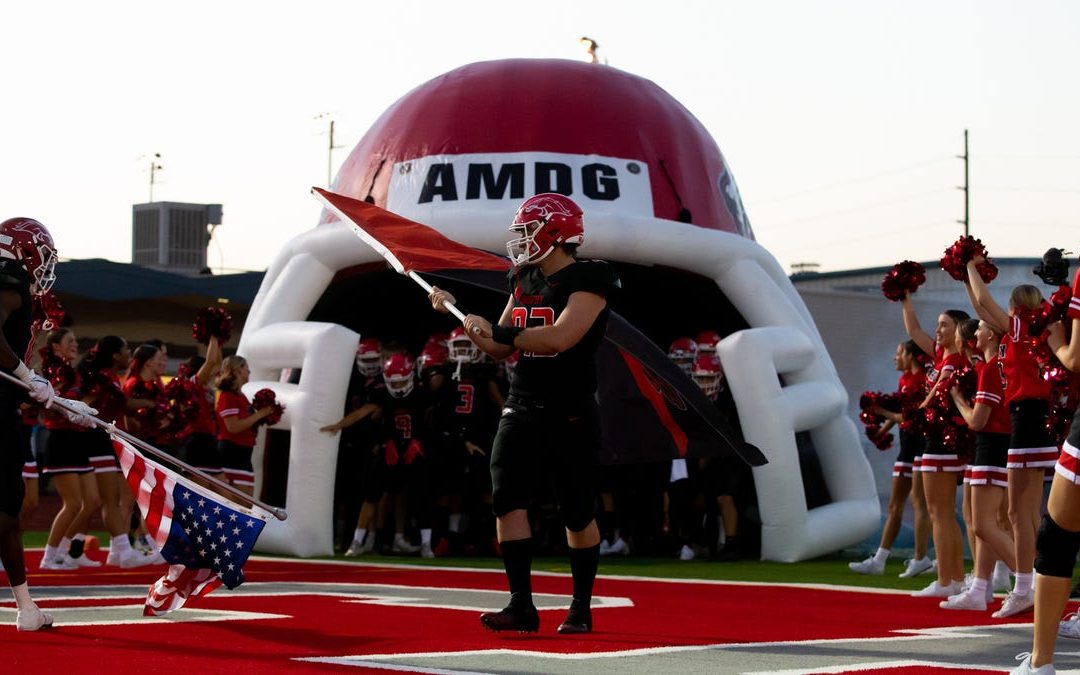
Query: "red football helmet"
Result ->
[[668, 337, 698, 374], [0, 217, 57, 295], [383, 353, 415, 398], [692, 354, 723, 399], [696, 330, 722, 355], [447, 326, 480, 363], [416, 339, 448, 376], [355, 337, 383, 376], [507, 193, 585, 266]]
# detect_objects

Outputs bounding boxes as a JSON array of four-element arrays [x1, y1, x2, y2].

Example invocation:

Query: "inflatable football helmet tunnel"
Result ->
[[238, 59, 878, 561]]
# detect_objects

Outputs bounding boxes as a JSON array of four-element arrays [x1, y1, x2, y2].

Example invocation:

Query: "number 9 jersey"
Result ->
[[506, 259, 620, 405]]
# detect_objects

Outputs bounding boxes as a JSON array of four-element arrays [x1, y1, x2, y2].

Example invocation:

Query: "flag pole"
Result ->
[[312, 188, 471, 325], [0, 370, 287, 521]]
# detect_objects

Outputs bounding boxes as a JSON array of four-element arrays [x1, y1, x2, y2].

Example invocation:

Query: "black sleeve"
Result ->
[[0, 261, 30, 293]]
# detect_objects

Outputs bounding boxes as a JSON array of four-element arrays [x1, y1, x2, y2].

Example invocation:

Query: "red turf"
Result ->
[[1, 554, 1046, 673]]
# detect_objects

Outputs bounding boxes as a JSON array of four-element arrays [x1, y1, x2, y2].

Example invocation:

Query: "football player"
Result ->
[[429, 193, 620, 634], [0, 217, 94, 630]]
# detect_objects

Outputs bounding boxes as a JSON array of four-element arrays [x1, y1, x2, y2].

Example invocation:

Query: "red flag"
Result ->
[[312, 187, 510, 275]]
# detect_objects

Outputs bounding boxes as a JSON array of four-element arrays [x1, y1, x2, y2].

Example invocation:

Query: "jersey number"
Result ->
[[394, 413, 412, 440], [455, 383, 475, 414], [510, 306, 557, 358]]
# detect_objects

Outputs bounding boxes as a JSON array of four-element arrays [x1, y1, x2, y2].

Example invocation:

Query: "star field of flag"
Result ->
[[163, 486, 265, 589]]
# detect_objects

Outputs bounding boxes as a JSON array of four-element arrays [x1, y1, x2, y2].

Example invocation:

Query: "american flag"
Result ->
[[113, 435, 266, 616]]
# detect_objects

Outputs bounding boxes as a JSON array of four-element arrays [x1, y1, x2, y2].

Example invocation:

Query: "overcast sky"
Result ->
[[2, 0, 1077, 274]]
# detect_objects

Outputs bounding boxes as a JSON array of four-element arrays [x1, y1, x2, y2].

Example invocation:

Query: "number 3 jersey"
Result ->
[[506, 259, 620, 405]]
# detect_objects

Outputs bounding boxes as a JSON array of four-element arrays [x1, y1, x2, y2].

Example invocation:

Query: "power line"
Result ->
[[769, 188, 953, 228], [754, 156, 951, 205], [973, 186, 1080, 194]]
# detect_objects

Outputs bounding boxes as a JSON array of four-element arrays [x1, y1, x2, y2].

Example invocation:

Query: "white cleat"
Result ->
[[939, 589, 987, 611], [392, 538, 420, 554], [1059, 612, 1080, 639], [848, 556, 885, 575], [993, 562, 1014, 593], [16, 606, 54, 631], [993, 590, 1036, 619], [598, 539, 612, 556], [344, 540, 365, 557], [1010, 652, 1056, 674], [68, 554, 102, 568], [606, 537, 630, 556], [106, 548, 156, 568], [678, 545, 695, 561], [40, 556, 77, 571], [912, 580, 963, 598], [420, 543, 434, 559], [898, 557, 935, 578]]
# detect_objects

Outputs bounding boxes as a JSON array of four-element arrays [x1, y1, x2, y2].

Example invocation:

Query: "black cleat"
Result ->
[[480, 604, 540, 633], [556, 601, 592, 634]]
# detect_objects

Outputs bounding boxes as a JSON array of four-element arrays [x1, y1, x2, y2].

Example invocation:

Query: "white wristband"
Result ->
[[13, 361, 32, 383]]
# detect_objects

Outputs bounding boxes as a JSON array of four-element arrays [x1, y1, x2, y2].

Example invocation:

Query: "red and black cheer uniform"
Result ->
[[179, 374, 222, 474], [491, 259, 620, 529], [216, 388, 258, 487], [918, 347, 970, 473], [894, 368, 927, 478], [84, 370, 126, 473], [41, 355, 93, 476], [0, 260, 34, 517], [123, 375, 168, 447], [966, 356, 1012, 488], [1001, 314, 1057, 469]]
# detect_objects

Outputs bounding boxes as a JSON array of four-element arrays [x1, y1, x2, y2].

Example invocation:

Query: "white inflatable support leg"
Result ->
[[240, 320, 359, 557], [719, 326, 879, 561]]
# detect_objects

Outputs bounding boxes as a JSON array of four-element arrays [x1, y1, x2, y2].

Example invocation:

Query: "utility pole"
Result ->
[[957, 129, 969, 236], [328, 120, 336, 188], [316, 114, 343, 187], [149, 153, 163, 202]]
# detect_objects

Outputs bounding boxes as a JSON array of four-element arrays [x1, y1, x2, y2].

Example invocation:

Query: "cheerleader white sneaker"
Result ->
[[939, 588, 987, 611], [898, 557, 934, 578], [912, 580, 962, 597], [16, 606, 54, 631], [1058, 612, 1080, 639], [1011, 652, 1055, 674], [993, 590, 1036, 618], [848, 556, 885, 575]]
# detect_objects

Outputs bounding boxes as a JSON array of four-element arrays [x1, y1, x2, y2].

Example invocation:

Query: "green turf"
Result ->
[[22, 530, 937, 592]]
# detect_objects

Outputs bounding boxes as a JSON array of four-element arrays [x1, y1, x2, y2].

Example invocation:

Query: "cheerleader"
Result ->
[[122, 343, 170, 447], [966, 257, 1054, 618], [946, 319, 1016, 610], [79, 336, 153, 568], [1009, 275, 1080, 674], [849, 340, 932, 577], [215, 356, 273, 495], [901, 295, 971, 596], [175, 335, 224, 477], [38, 329, 97, 570]]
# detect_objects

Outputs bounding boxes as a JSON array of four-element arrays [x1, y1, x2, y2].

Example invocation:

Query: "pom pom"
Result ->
[[881, 261, 927, 302], [192, 307, 233, 345], [864, 424, 894, 450], [31, 291, 66, 333], [252, 388, 285, 426], [940, 235, 998, 283], [37, 346, 77, 395], [950, 366, 978, 401]]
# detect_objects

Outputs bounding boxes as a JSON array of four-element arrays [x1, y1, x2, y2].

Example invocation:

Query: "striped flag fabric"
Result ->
[[113, 434, 266, 616]]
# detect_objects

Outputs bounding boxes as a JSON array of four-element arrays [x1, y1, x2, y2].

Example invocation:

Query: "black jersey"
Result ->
[[374, 387, 428, 449], [507, 259, 619, 405], [0, 261, 33, 404], [434, 361, 498, 443]]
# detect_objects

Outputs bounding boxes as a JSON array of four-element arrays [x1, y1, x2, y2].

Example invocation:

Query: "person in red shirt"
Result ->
[[1009, 267, 1080, 673], [39, 329, 98, 570], [946, 320, 1016, 611], [901, 295, 971, 598], [215, 356, 273, 495], [849, 340, 933, 578], [122, 343, 170, 447], [79, 335, 155, 568], [176, 336, 224, 477], [965, 257, 1054, 618]]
